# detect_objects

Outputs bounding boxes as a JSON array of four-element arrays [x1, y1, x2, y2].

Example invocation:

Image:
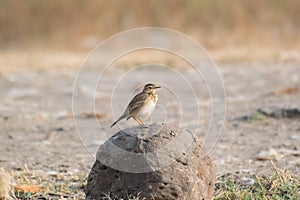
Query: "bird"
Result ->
[[110, 83, 161, 128]]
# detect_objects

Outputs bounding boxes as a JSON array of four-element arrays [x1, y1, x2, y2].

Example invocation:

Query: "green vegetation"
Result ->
[[215, 168, 300, 199], [251, 111, 267, 122], [10, 165, 299, 199], [11, 170, 87, 199]]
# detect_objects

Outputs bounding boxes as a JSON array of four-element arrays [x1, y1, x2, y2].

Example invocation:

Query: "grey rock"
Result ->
[[257, 106, 300, 119], [240, 177, 255, 186], [235, 106, 300, 121], [256, 148, 280, 161], [86, 123, 215, 200], [290, 134, 300, 140]]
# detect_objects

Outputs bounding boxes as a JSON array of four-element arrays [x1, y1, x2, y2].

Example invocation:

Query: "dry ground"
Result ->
[[0, 51, 299, 199]]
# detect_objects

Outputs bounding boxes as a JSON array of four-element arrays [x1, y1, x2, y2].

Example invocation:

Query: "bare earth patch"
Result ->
[[0, 52, 299, 198]]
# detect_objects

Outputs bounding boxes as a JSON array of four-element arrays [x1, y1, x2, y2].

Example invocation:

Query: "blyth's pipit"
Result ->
[[110, 83, 161, 127]]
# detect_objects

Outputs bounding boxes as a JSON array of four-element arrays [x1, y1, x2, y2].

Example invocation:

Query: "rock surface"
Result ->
[[86, 123, 215, 200]]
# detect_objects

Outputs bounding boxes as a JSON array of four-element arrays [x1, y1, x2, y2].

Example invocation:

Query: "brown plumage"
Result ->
[[110, 83, 161, 127]]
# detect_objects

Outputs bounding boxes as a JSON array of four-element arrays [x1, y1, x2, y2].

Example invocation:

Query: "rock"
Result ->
[[278, 148, 300, 157], [235, 106, 300, 122], [240, 177, 255, 186], [290, 134, 300, 140], [255, 148, 280, 161], [272, 86, 299, 95], [86, 123, 215, 200], [257, 107, 300, 119]]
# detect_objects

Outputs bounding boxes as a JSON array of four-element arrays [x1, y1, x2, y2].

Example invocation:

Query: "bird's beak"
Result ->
[[155, 86, 161, 89]]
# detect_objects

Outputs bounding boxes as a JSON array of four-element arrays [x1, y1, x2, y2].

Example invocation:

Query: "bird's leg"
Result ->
[[133, 116, 143, 125], [138, 118, 144, 125]]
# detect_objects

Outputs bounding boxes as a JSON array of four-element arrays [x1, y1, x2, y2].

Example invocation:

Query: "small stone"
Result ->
[[55, 111, 72, 119], [47, 170, 59, 176], [54, 127, 65, 132], [241, 177, 255, 186], [169, 130, 175, 136], [290, 134, 300, 140], [34, 112, 49, 121], [256, 148, 279, 161], [278, 148, 300, 157]]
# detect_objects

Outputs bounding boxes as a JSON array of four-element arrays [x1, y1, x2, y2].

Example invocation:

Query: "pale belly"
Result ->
[[135, 101, 156, 119]]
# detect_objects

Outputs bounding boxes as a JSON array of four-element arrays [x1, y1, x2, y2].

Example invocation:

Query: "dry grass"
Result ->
[[2, 161, 298, 199], [9, 169, 87, 200], [214, 161, 300, 199], [0, 50, 86, 74], [0, 46, 299, 75], [0, 1, 300, 74], [1, 0, 300, 51]]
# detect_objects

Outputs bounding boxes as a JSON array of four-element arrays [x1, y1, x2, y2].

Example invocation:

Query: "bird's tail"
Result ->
[[110, 113, 127, 128]]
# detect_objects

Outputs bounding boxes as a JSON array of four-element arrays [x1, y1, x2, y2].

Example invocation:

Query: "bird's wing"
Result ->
[[127, 92, 147, 115], [110, 112, 127, 128]]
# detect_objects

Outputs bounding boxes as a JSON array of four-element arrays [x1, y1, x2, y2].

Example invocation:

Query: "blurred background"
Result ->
[[0, 0, 300, 72], [1, 2, 300, 199]]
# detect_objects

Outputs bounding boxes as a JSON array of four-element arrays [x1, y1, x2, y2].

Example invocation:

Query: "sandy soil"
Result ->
[[0, 60, 299, 184]]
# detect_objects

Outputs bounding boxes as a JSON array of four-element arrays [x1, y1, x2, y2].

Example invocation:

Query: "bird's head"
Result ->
[[143, 83, 161, 94]]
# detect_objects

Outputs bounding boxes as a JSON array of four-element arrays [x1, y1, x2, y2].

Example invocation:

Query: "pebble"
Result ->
[[256, 148, 279, 161], [169, 130, 175, 136], [55, 110, 72, 119], [7, 88, 38, 99], [290, 134, 300, 140], [241, 177, 255, 186]]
